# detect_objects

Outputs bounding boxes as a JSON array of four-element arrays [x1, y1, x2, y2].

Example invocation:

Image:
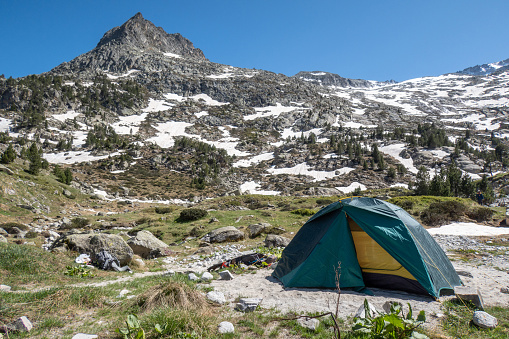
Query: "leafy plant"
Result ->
[[351, 299, 428, 339], [64, 264, 94, 278], [178, 208, 208, 222], [116, 314, 146, 339], [290, 208, 316, 216]]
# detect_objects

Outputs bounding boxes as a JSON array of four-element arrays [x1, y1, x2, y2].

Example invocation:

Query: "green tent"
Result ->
[[273, 197, 462, 297]]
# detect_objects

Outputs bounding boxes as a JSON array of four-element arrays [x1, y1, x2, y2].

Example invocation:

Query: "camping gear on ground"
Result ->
[[273, 197, 462, 297], [208, 253, 276, 271], [94, 250, 132, 272]]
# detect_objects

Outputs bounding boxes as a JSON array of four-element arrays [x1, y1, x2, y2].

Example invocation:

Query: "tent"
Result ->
[[273, 197, 461, 297]]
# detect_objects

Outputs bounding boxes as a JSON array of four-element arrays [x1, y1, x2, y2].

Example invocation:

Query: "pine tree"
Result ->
[[28, 143, 42, 175], [415, 166, 430, 195], [1, 144, 16, 164]]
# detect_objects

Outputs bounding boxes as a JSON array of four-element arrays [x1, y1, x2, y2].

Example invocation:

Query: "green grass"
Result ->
[[441, 300, 509, 338]]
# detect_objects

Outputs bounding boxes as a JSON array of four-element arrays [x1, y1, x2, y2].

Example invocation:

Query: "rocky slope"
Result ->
[[0, 12, 508, 200]]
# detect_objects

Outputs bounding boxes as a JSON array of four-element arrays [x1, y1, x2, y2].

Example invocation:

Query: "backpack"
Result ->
[[95, 250, 120, 270]]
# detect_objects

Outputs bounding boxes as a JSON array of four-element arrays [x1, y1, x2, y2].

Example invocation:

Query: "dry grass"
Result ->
[[136, 281, 208, 313]]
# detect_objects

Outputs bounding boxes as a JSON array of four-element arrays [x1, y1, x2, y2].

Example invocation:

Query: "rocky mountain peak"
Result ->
[[95, 12, 206, 60]]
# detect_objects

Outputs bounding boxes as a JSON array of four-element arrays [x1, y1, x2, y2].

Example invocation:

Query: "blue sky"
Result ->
[[1, 0, 508, 82]]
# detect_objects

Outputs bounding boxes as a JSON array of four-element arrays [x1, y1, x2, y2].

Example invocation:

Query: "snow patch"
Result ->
[[239, 181, 280, 195], [52, 110, 80, 122], [163, 52, 182, 59], [44, 151, 121, 164], [379, 143, 418, 174], [336, 182, 366, 194], [112, 113, 149, 135], [427, 222, 509, 236], [267, 163, 354, 182], [233, 152, 274, 168], [244, 103, 301, 121]]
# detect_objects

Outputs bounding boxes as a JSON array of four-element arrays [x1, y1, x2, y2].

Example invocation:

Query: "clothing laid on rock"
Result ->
[[208, 253, 276, 271]]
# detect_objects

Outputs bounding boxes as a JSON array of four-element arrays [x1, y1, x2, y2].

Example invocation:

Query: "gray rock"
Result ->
[[201, 226, 245, 243], [297, 317, 320, 331], [63, 189, 73, 198], [51, 233, 133, 265], [206, 291, 226, 304], [72, 334, 98, 339], [219, 270, 234, 280], [235, 298, 262, 312], [201, 272, 213, 281], [0, 234, 7, 243], [472, 311, 498, 329], [218, 321, 234, 334], [0, 284, 11, 292], [264, 234, 291, 248], [0, 228, 7, 235], [247, 222, 272, 238], [500, 287, 509, 294], [7, 316, 33, 332], [127, 230, 170, 258], [188, 273, 199, 281], [454, 286, 484, 310], [0, 164, 14, 175]]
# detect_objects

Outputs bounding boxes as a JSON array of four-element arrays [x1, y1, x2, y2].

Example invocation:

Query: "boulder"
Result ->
[[264, 234, 290, 248], [0, 285, 11, 292], [0, 227, 8, 235], [188, 273, 199, 281], [5, 316, 33, 333], [0, 164, 14, 175], [247, 223, 272, 238], [51, 233, 133, 265], [201, 272, 213, 281], [0, 234, 7, 243], [127, 230, 170, 258], [206, 291, 226, 304], [219, 270, 234, 280], [201, 226, 245, 243], [297, 317, 320, 331], [472, 311, 498, 329], [218, 321, 234, 334], [235, 298, 262, 312]]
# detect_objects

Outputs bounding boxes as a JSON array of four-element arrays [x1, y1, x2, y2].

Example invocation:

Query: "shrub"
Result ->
[[316, 198, 334, 206], [466, 207, 494, 222], [178, 208, 208, 222], [25, 231, 38, 239], [291, 208, 316, 216], [70, 217, 90, 229], [155, 206, 174, 214], [0, 222, 29, 233], [420, 200, 467, 226], [392, 198, 415, 211]]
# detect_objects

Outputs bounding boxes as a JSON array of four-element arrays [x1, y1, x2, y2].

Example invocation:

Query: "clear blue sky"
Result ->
[[1, 0, 508, 82]]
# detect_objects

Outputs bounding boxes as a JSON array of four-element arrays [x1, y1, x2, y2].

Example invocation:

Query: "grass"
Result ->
[[440, 300, 509, 339]]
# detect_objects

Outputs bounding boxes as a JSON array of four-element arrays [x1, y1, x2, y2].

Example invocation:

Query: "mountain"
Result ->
[[0, 13, 508, 202], [456, 57, 509, 76], [293, 71, 396, 88]]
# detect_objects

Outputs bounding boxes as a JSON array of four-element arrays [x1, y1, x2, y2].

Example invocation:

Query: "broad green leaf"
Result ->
[[406, 303, 413, 319], [134, 329, 145, 339], [417, 310, 426, 322], [127, 314, 140, 329], [155, 324, 163, 333]]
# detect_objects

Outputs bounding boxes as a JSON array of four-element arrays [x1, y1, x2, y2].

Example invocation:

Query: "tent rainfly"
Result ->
[[273, 197, 462, 297]]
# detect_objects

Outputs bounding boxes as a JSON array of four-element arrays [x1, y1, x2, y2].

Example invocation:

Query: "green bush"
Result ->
[[25, 231, 39, 239], [466, 207, 494, 222], [316, 198, 334, 206], [0, 222, 29, 234], [70, 217, 90, 229], [291, 208, 316, 216], [155, 206, 174, 214], [420, 200, 467, 226], [178, 208, 208, 222]]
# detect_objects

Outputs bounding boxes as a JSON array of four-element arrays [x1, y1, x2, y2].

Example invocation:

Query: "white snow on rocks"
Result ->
[[52, 110, 81, 122], [163, 52, 182, 59], [112, 113, 149, 135], [244, 103, 303, 121], [427, 222, 509, 236], [239, 181, 280, 195], [0, 117, 13, 133], [336, 182, 366, 194], [105, 69, 139, 80], [267, 163, 354, 182], [146, 121, 194, 148], [233, 152, 274, 168], [194, 111, 209, 118], [379, 143, 418, 174], [143, 98, 174, 113], [163, 93, 228, 106], [44, 151, 121, 164]]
